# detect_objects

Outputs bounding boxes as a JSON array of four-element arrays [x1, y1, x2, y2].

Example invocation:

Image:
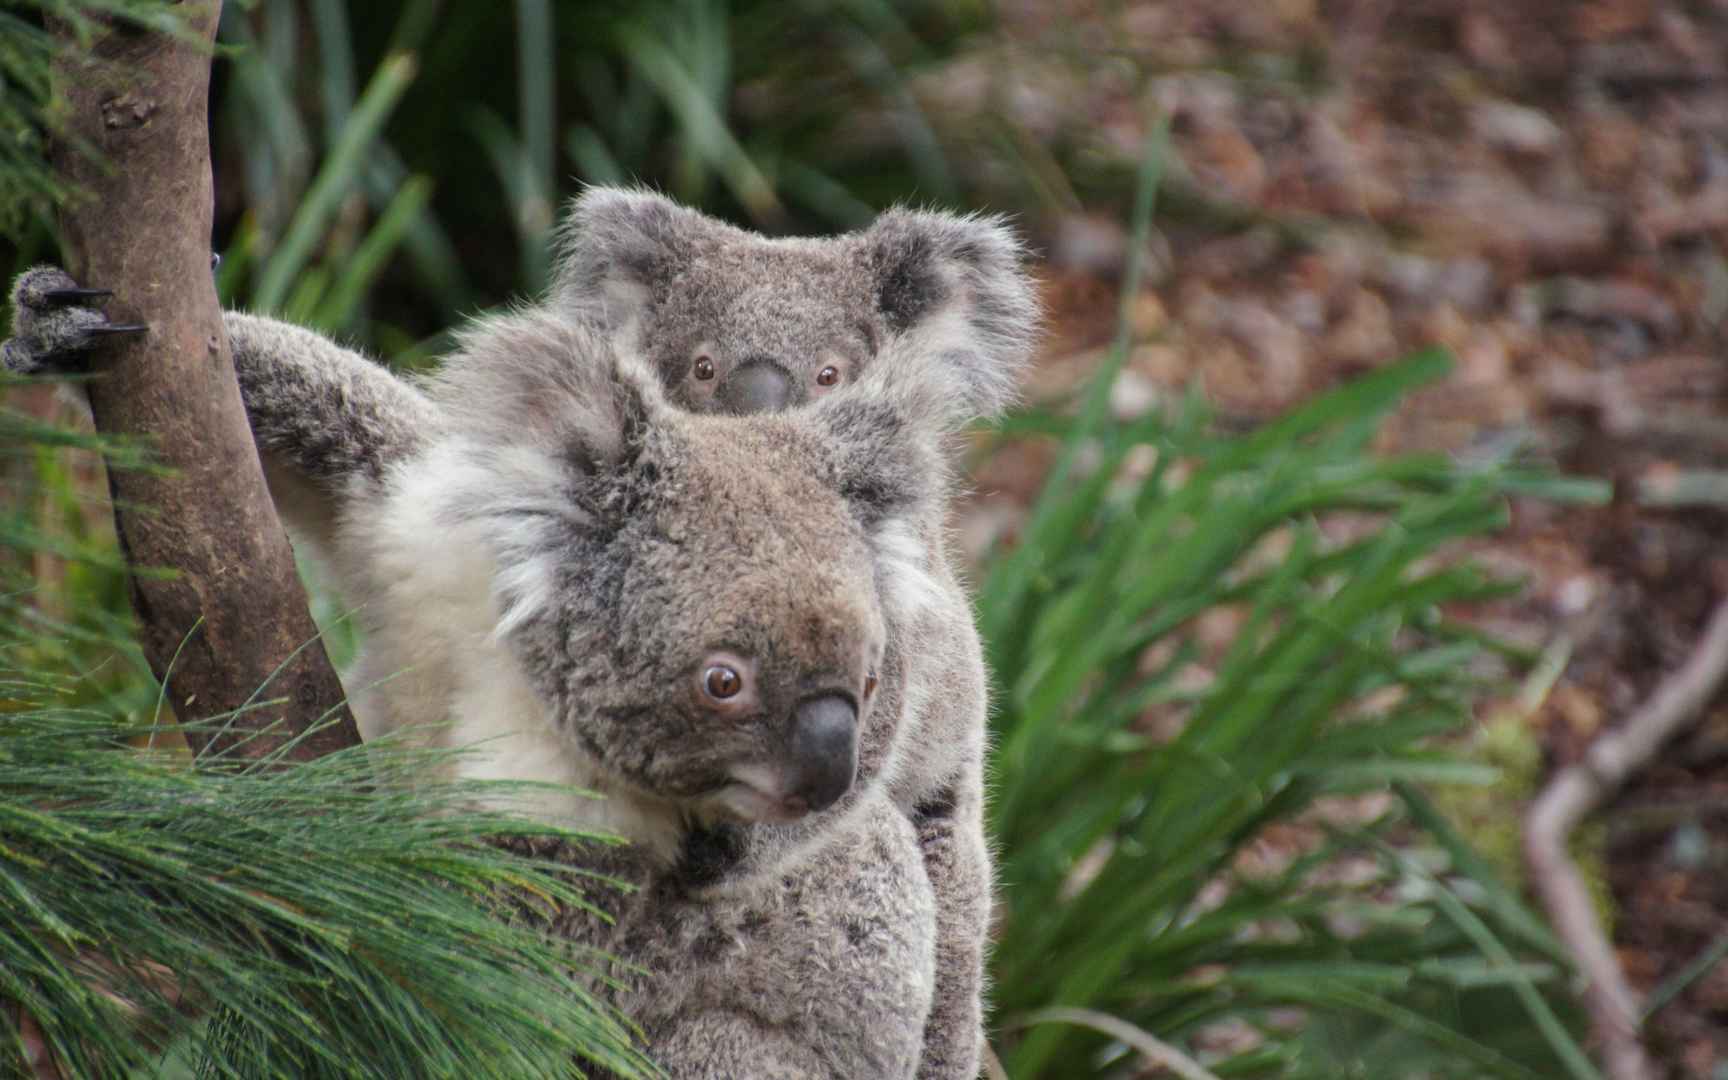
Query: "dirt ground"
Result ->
[[953, 2, 1728, 1074], [7, 1, 1725, 1073]]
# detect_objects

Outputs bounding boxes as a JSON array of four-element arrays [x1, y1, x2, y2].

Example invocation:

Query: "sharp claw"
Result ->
[[87, 324, 149, 337], [43, 287, 113, 304]]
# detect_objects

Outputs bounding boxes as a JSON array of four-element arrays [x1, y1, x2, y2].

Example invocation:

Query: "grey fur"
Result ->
[[554, 186, 1037, 425], [1, 267, 144, 374], [3, 193, 1039, 1079], [550, 192, 1033, 1078]]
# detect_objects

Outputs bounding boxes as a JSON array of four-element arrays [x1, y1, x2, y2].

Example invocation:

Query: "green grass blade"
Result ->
[[253, 52, 418, 313], [312, 175, 433, 332], [613, 22, 780, 224], [515, 0, 556, 288]]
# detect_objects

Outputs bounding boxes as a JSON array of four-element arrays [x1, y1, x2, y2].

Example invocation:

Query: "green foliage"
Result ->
[[983, 351, 1595, 1078], [196, 0, 985, 344], [0, 716, 655, 1078], [0, 384, 655, 1077], [979, 142, 1591, 1077]]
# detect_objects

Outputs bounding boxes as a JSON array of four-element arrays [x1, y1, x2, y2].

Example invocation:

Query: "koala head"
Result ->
[[550, 186, 1039, 421], [424, 310, 960, 834]]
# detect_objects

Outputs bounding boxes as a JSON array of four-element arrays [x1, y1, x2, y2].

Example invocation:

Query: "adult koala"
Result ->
[[545, 188, 1036, 1079], [4, 190, 1037, 1077]]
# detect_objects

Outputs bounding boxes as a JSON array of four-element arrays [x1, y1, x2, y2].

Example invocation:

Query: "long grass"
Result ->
[[982, 350, 1596, 1077], [0, 380, 656, 1077], [1, 713, 655, 1078], [979, 137, 1592, 1079]]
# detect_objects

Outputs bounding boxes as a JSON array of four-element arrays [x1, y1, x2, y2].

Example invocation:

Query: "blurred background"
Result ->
[[4, 1, 1728, 1077]]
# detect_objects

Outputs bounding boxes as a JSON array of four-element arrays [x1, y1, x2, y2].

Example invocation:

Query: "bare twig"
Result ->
[[1524, 597, 1728, 1080], [1021, 1008, 1223, 1080]]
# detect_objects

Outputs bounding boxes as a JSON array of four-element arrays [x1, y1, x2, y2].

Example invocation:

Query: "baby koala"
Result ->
[[554, 187, 1034, 429]]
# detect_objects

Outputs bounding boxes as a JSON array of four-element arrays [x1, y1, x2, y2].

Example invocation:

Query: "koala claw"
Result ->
[[42, 286, 113, 305], [4, 266, 147, 376]]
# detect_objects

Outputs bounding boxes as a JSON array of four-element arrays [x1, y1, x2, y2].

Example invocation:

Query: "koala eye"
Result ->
[[703, 664, 742, 700], [694, 355, 716, 381], [863, 672, 878, 699], [816, 365, 840, 388]]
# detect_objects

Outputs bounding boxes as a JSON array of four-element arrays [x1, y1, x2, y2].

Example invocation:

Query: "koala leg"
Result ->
[[607, 798, 936, 1079], [914, 768, 993, 1080]]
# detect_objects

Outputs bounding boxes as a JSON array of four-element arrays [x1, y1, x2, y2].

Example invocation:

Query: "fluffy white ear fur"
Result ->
[[549, 185, 737, 331], [863, 206, 1041, 424], [337, 432, 689, 859], [424, 305, 671, 458]]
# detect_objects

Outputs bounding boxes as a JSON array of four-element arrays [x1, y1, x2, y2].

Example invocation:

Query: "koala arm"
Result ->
[[914, 766, 992, 1080], [3, 272, 436, 557], [223, 312, 439, 552]]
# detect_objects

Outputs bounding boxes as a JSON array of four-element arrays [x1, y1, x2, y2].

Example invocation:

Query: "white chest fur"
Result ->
[[326, 442, 684, 859]]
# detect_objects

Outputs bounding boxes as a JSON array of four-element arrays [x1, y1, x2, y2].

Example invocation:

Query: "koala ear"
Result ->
[[552, 186, 729, 332], [808, 395, 943, 529], [862, 208, 1041, 424], [432, 306, 668, 470]]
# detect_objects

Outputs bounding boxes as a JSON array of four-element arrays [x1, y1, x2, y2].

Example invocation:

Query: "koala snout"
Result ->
[[717, 357, 793, 414], [784, 693, 858, 814]]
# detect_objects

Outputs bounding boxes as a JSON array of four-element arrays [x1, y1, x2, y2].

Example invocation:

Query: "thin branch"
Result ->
[[1021, 1008, 1224, 1080], [1524, 596, 1728, 1080]]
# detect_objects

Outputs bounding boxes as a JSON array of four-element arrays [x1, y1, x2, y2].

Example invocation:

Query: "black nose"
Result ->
[[786, 694, 858, 814], [718, 358, 794, 414]]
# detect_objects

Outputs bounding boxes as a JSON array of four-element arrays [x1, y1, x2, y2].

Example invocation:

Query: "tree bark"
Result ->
[[47, 1, 359, 762]]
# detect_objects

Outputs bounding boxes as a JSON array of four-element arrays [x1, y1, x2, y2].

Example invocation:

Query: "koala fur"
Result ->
[[554, 187, 1031, 427], [4, 191, 1037, 1078], [347, 316, 958, 1077], [544, 190, 1031, 1078]]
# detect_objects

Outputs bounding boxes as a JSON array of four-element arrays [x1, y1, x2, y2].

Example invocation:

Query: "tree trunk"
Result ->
[[48, 1, 359, 762]]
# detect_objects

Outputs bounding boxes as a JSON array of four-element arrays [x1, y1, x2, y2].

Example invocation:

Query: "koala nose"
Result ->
[[718, 357, 794, 414], [785, 694, 858, 814]]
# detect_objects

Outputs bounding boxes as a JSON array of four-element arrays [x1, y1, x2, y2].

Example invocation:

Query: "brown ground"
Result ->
[[939, 1, 1728, 1074], [8, 2, 1725, 1073]]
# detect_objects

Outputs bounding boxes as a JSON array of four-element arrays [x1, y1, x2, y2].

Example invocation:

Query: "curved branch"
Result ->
[[1524, 596, 1728, 1080], [1021, 1008, 1224, 1080]]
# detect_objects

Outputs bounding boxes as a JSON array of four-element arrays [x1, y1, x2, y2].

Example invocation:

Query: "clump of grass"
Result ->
[[0, 386, 654, 1079], [978, 136, 1593, 1078], [983, 353, 1590, 1078], [0, 688, 656, 1078]]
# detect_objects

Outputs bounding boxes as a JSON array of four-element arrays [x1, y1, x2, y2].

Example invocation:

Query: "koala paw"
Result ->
[[2, 266, 148, 376]]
